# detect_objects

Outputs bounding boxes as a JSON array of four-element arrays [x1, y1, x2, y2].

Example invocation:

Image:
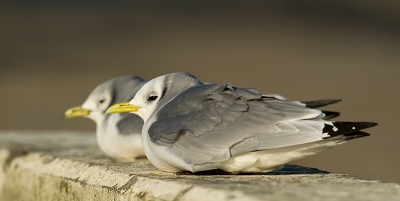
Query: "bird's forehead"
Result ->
[[149, 75, 167, 87], [82, 84, 111, 108], [92, 81, 114, 96], [139, 76, 166, 93]]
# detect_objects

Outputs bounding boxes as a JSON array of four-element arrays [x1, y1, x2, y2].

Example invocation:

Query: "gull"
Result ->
[[63, 74, 336, 161], [106, 72, 377, 173], [65, 75, 146, 160]]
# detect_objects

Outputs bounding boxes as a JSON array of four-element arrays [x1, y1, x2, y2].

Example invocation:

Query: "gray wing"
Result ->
[[148, 83, 323, 164], [116, 113, 144, 135]]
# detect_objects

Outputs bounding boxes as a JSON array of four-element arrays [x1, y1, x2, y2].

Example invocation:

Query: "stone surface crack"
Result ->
[[117, 176, 138, 193], [172, 185, 194, 201]]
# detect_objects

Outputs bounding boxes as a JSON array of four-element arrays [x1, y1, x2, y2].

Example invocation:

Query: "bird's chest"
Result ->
[[142, 120, 193, 172]]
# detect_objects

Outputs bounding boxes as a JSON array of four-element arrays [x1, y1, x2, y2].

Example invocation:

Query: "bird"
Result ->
[[64, 74, 338, 161], [106, 72, 376, 173], [65, 75, 146, 160], [105, 72, 377, 173], [104, 72, 377, 173]]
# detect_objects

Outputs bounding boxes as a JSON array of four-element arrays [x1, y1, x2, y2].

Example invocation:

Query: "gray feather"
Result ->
[[148, 83, 323, 164], [117, 113, 144, 135], [110, 75, 146, 104]]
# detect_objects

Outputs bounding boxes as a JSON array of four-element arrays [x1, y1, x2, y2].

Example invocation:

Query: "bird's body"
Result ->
[[106, 72, 377, 172], [94, 112, 144, 159], [65, 75, 146, 160]]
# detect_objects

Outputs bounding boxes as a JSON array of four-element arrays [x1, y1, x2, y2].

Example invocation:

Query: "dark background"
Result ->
[[1, 1, 399, 183]]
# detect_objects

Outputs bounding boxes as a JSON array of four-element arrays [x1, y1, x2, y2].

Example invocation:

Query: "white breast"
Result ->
[[96, 115, 144, 160]]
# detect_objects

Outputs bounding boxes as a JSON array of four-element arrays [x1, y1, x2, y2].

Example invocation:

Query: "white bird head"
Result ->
[[106, 72, 202, 122], [65, 75, 146, 123]]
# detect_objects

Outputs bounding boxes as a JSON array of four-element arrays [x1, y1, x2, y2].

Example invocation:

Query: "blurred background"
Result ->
[[1, 1, 399, 183]]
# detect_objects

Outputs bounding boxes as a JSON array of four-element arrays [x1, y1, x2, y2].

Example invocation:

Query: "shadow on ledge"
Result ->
[[179, 164, 329, 175], [262, 164, 329, 175]]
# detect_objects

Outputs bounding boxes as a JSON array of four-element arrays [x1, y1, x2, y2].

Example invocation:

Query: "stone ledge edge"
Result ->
[[0, 149, 253, 201]]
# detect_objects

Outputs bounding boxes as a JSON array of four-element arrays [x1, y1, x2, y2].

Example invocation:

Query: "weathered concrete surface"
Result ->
[[0, 131, 399, 201]]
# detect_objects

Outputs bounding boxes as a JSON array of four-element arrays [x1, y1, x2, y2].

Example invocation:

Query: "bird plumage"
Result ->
[[65, 75, 146, 160], [106, 72, 377, 172]]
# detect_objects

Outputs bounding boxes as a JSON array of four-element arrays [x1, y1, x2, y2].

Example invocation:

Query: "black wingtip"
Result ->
[[321, 110, 340, 120], [344, 131, 370, 140], [302, 99, 342, 108], [323, 121, 377, 139], [333, 121, 378, 130]]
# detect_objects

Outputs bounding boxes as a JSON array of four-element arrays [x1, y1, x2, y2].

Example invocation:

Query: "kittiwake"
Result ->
[[106, 72, 377, 172], [65, 75, 146, 160]]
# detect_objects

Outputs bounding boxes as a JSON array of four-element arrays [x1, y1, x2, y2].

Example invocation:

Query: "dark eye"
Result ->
[[148, 96, 158, 102], [99, 99, 105, 104]]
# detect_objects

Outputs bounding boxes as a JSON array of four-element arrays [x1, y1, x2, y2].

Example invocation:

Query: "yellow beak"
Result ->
[[106, 102, 139, 114], [64, 106, 90, 119]]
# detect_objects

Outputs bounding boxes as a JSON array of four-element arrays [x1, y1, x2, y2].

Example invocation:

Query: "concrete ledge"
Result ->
[[1, 131, 399, 201]]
